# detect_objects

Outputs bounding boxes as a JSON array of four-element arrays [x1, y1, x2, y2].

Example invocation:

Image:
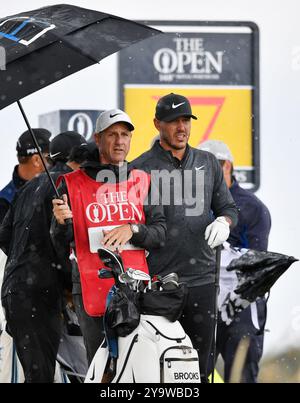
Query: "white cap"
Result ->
[[95, 109, 134, 133], [197, 140, 234, 162]]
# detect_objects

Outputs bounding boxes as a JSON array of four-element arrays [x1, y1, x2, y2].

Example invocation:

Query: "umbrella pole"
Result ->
[[17, 100, 59, 198], [211, 244, 222, 384]]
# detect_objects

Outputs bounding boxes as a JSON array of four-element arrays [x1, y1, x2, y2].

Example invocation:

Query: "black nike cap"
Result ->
[[49, 131, 88, 162], [155, 93, 197, 122]]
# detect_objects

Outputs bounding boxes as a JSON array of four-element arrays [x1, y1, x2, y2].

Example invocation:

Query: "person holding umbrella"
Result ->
[[0, 131, 89, 383], [198, 139, 272, 383], [131, 93, 238, 383], [51, 109, 167, 366]]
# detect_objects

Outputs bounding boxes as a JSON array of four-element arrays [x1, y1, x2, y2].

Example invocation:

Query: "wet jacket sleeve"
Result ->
[[211, 157, 238, 227], [0, 198, 10, 225], [130, 181, 167, 250], [0, 206, 13, 254], [50, 179, 74, 264]]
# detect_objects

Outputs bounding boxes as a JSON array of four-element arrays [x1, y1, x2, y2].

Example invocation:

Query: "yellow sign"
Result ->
[[125, 86, 252, 167]]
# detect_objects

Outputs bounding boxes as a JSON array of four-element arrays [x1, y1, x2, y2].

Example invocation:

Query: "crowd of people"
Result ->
[[0, 93, 271, 383]]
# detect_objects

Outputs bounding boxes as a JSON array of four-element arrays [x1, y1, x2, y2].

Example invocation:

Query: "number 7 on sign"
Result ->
[[189, 96, 225, 145]]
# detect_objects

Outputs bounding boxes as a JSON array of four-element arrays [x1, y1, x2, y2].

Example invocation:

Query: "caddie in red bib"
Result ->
[[62, 168, 151, 316], [52, 107, 166, 362]]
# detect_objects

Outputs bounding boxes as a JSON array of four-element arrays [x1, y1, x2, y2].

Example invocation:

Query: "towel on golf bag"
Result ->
[[139, 283, 187, 322], [105, 285, 140, 337]]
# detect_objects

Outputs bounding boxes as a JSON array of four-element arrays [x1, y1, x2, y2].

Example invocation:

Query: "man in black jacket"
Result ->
[[131, 93, 238, 382], [0, 132, 88, 383], [51, 109, 167, 365], [0, 128, 51, 224]]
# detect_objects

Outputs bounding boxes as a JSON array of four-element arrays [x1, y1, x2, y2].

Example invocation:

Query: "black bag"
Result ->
[[139, 283, 187, 322], [105, 285, 140, 337]]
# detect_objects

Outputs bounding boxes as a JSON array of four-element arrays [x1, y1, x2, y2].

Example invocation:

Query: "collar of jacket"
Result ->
[[81, 161, 131, 182], [12, 165, 27, 190], [80, 148, 131, 181], [152, 140, 190, 167], [229, 176, 240, 193], [50, 161, 73, 174]]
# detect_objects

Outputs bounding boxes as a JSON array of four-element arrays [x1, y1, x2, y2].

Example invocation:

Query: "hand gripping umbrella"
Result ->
[[0, 4, 161, 196]]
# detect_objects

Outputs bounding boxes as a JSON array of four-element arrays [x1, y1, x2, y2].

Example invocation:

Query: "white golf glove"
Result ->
[[205, 216, 230, 249]]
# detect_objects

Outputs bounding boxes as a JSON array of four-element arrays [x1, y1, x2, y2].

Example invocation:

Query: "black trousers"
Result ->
[[73, 293, 104, 365], [179, 283, 215, 383], [2, 287, 62, 383], [215, 299, 266, 383]]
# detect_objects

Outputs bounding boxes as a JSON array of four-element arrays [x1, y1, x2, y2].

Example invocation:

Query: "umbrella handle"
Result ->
[[17, 100, 59, 198]]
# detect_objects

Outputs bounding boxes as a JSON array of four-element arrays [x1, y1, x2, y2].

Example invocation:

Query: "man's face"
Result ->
[[154, 116, 191, 151], [95, 122, 132, 165]]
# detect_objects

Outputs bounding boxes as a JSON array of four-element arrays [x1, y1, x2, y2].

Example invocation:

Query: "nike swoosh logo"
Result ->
[[49, 152, 61, 159], [172, 102, 185, 109], [195, 165, 205, 171], [110, 113, 122, 118]]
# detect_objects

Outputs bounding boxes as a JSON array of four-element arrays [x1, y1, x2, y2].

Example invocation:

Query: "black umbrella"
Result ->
[[227, 249, 298, 302], [0, 4, 161, 195]]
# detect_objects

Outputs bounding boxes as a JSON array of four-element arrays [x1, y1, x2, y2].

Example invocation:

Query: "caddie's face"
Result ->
[[154, 116, 191, 151], [95, 122, 132, 165]]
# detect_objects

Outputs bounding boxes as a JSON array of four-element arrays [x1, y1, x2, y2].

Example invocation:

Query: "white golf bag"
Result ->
[[85, 248, 200, 383]]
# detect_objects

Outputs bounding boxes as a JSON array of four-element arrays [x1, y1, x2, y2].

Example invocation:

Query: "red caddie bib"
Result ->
[[62, 168, 150, 316]]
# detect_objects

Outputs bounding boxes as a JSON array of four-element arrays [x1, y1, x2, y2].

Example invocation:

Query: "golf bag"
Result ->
[[85, 247, 200, 383]]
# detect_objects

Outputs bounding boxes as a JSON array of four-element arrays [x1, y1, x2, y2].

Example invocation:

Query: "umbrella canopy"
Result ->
[[227, 249, 298, 302], [0, 4, 160, 110]]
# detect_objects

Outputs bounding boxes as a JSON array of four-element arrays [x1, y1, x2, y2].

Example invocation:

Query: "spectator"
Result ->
[[0, 131, 88, 383], [0, 128, 51, 224], [199, 139, 271, 383]]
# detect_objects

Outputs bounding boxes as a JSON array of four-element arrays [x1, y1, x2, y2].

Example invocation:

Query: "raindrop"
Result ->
[[40, 79, 46, 85], [27, 278, 33, 286], [170, 228, 179, 237], [67, 64, 71, 69], [18, 81, 23, 86], [0, 95, 6, 101], [189, 258, 196, 265], [6, 76, 12, 81], [193, 314, 204, 323]]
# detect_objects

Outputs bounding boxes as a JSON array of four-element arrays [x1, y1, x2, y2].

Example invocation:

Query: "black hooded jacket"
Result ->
[[131, 141, 238, 286], [0, 162, 73, 299]]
